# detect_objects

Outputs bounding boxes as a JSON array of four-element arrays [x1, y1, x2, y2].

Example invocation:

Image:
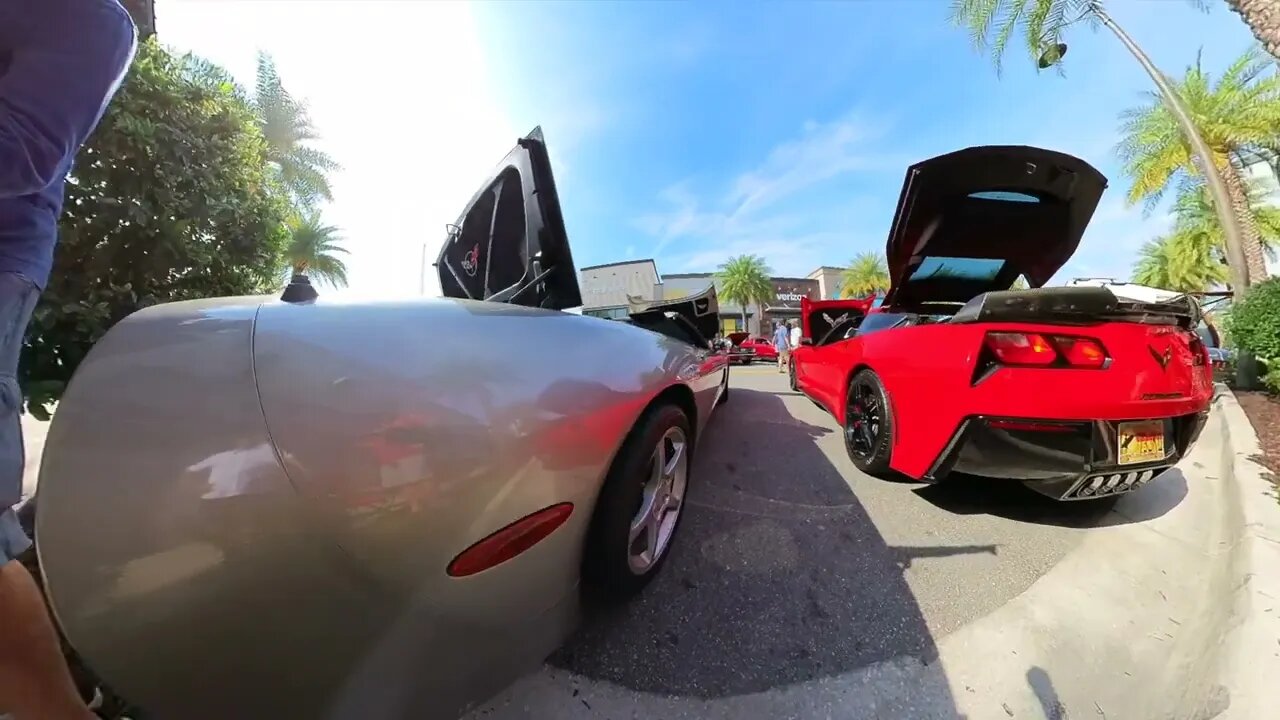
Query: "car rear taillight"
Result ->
[[983, 332, 1110, 369], [1050, 336, 1108, 369], [1187, 335, 1207, 366], [447, 503, 573, 578]]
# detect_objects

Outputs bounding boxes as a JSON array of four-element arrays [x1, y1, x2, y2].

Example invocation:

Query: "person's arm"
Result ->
[[0, 0, 137, 198]]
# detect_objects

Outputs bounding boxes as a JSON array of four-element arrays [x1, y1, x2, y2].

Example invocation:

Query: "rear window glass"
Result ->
[[908, 257, 1007, 283], [969, 190, 1040, 203], [857, 313, 911, 335]]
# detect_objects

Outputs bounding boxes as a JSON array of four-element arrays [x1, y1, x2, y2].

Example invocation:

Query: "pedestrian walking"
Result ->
[[772, 321, 790, 373], [0, 1, 137, 718]]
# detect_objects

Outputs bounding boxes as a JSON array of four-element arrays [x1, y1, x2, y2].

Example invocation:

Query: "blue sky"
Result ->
[[160, 0, 1260, 297]]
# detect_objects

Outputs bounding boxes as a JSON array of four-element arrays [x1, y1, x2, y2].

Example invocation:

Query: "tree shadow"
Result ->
[[548, 387, 966, 715], [911, 467, 1188, 529]]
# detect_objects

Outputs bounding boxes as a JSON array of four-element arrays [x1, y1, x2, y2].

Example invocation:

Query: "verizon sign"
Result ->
[[776, 292, 805, 302]]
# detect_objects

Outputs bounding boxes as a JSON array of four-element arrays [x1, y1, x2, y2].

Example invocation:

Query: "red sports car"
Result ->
[[727, 333, 780, 364], [790, 145, 1214, 501]]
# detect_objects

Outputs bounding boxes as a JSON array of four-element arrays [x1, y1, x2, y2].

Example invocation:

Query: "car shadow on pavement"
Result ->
[[550, 387, 969, 717], [911, 467, 1187, 528]]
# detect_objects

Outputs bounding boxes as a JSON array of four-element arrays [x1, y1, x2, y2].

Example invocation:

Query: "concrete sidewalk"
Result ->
[[19, 411, 48, 503], [1212, 389, 1280, 720]]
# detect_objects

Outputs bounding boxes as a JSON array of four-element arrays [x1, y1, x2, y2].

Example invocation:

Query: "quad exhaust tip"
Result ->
[[1065, 469, 1162, 500]]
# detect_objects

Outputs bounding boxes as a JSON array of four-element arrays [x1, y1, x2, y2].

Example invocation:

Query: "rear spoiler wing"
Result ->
[[950, 286, 1202, 330]]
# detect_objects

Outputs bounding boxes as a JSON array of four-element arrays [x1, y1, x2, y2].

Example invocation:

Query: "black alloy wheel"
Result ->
[[843, 369, 894, 475]]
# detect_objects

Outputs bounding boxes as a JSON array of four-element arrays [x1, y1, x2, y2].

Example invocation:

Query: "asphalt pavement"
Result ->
[[471, 366, 1167, 715]]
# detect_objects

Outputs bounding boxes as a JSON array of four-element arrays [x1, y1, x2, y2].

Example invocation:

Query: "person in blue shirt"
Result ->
[[0, 1, 136, 718], [772, 321, 790, 373]]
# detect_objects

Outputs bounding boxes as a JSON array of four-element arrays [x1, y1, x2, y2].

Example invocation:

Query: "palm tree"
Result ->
[[253, 52, 340, 208], [949, 0, 1253, 295], [286, 212, 350, 288], [1171, 178, 1280, 262], [715, 254, 774, 333], [1129, 177, 1280, 291], [840, 252, 889, 298], [1225, 1, 1280, 62], [1118, 47, 1280, 285], [1132, 233, 1227, 292]]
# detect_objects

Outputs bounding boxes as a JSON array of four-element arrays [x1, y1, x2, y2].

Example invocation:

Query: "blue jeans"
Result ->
[[0, 272, 41, 564]]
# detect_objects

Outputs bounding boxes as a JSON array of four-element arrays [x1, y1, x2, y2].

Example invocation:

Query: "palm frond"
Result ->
[[252, 51, 339, 208], [839, 252, 890, 298], [285, 211, 350, 288]]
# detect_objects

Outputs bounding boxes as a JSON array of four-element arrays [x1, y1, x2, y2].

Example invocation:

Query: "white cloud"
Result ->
[[157, 0, 517, 300], [635, 112, 895, 274], [1055, 194, 1176, 284]]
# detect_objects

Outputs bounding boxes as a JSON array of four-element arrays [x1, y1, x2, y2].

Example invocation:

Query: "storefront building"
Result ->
[[762, 277, 819, 332], [579, 260, 836, 334], [578, 259, 662, 319], [660, 273, 818, 336], [807, 266, 845, 300]]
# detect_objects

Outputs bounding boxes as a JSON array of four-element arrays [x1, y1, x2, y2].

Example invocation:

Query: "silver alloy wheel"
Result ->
[[627, 425, 688, 575]]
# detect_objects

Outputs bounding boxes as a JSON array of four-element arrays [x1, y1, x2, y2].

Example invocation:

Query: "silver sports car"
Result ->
[[30, 128, 729, 720]]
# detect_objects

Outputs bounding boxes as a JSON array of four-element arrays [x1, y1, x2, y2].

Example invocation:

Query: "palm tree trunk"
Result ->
[[1227, 0, 1280, 62], [1221, 161, 1271, 283], [1092, 2, 1252, 297]]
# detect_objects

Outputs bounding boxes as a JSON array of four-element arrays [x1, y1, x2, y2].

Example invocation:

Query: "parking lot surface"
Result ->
[[537, 367, 1159, 699]]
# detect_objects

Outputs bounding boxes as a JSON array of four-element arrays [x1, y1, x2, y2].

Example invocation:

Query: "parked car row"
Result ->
[[23, 139, 1216, 720], [721, 332, 779, 364]]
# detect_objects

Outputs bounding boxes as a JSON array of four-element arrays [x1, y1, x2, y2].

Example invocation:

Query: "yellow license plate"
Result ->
[[1118, 420, 1165, 465]]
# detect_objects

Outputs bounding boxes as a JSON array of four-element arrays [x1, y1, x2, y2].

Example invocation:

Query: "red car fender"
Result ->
[[823, 324, 987, 479]]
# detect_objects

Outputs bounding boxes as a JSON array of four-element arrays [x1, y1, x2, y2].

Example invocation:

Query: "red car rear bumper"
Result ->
[[923, 410, 1210, 500]]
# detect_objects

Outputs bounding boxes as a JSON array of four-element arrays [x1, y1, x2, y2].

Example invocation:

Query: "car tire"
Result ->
[[584, 403, 692, 600], [843, 369, 894, 476], [788, 360, 799, 391], [716, 372, 729, 406]]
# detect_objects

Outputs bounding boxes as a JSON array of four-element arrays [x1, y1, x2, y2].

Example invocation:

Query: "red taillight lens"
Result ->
[[1050, 336, 1108, 369], [1187, 335, 1207, 366], [983, 332, 1110, 369], [447, 503, 573, 578], [984, 332, 1058, 366]]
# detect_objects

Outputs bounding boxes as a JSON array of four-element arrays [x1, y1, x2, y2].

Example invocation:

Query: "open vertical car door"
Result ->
[[800, 296, 876, 346], [435, 127, 583, 310]]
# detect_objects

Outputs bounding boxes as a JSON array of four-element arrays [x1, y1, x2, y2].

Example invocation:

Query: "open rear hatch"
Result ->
[[435, 127, 582, 310], [882, 145, 1107, 310], [627, 283, 721, 347], [801, 296, 875, 345]]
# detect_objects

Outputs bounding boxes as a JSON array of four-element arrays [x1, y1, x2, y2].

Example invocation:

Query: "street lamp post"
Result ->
[[1040, 4, 1251, 300]]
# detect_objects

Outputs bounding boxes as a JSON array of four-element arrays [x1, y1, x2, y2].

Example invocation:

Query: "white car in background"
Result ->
[[1065, 278, 1232, 367]]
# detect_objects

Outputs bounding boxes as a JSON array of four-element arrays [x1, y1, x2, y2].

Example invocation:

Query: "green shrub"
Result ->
[[1224, 278, 1280, 394], [19, 40, 291, 419], [1263, 361, 1280, 394]]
